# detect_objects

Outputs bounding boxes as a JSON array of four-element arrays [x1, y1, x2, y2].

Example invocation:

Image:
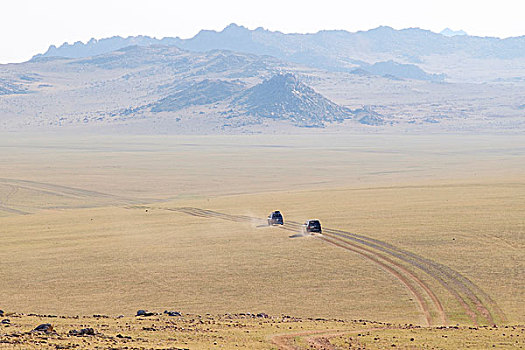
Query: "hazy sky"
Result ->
[[1, 0, 524, 63]]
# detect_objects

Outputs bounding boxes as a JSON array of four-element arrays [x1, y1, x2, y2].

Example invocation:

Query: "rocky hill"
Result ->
[[1, 46, 373, 132], [232, 73, 352, 126]]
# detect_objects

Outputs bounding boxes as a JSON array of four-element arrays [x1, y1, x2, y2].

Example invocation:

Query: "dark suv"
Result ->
[[267, 211, 284, 225], [302, 220, 322, 233]]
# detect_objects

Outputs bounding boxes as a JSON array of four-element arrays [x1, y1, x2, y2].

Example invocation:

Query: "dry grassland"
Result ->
[[0, 133, 523, 348]]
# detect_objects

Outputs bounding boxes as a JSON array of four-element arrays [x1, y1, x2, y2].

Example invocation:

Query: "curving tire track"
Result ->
[[318, 235, 434, 326], [0, 184, 27, 214], [275, 221, 448, 325], [140, 206, 504, 326], [318, 227, 505, 325], [269, 216, 502, 326]]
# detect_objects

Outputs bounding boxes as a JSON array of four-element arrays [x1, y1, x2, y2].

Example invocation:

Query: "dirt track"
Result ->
[[153, 206, 506, 327], [0, 178, 143, 213], [271, 327, 388, 350]]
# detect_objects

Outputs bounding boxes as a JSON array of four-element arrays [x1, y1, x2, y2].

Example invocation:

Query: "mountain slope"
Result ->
[[152, 79, 245, 112]]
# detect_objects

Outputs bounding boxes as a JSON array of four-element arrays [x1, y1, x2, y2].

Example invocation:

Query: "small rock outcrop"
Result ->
[[353, 106, 386, 125]]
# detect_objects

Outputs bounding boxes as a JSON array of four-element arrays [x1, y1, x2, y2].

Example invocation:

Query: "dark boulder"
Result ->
[[33, 323, 54, 333], [136, 310, 154, 317]]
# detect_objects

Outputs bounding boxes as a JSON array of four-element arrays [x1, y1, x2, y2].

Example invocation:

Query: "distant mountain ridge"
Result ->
[[34, 24, 524, 62], [38, 36, 162, 59], [32, 24, 525, 83]]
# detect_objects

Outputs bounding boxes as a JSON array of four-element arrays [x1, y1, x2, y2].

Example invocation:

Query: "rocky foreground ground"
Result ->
[[0, 309, 523, 349]]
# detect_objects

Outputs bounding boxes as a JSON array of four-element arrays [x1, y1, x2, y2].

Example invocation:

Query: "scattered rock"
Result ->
[[164, 310, 182, 317], [69, 328, 95, 336], [1, 319, 10, 324], [33, 323, 54, 333], [256, 313, 268, 318], [0, 310, 3, 316]]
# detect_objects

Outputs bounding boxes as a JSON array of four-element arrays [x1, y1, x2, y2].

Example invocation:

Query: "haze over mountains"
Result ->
[[1, 24, 524, 133], [34, 24, 525, 80]]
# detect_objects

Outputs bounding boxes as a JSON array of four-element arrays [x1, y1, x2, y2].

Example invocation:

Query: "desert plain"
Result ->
[[0, 132, 524, 349]]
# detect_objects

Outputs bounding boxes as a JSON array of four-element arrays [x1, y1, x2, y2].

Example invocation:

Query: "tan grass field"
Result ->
[[0, 133, 523, 348]]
